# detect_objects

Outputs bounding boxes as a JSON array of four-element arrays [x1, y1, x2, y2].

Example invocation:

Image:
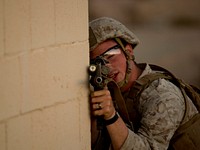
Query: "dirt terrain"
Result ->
[[89, 0, 200, 86]]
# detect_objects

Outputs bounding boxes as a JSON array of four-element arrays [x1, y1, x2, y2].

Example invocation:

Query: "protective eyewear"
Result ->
[[99, 45, 121, 61]]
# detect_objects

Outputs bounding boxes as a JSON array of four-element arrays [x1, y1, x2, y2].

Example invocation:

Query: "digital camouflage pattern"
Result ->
[[89, 17, 199, 150], [116, 64, 198, 150], [89, 17, 140, 51]]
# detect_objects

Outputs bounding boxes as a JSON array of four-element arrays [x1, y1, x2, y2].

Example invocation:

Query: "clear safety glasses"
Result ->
[[99, 45, 121, 61]]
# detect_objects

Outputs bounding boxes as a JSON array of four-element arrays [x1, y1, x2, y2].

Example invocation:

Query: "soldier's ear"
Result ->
[[125, 44, 134, 55]]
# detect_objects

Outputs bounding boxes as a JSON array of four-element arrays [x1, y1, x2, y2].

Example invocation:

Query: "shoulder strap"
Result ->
[[129, 71, 190, 123], [128, 64, 200, 121], [106, 80, 133, 129], [137, 64, 200, 112], [128, 72, 172, 100], [179, 81, 200, 112]]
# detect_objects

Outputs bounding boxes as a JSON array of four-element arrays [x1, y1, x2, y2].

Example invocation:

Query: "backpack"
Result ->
[[127, 64, 200, 150]]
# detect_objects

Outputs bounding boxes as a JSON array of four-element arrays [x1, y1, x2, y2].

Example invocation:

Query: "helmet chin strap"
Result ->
[[114, 38, 134, 89], [117, 59, 132, 89]]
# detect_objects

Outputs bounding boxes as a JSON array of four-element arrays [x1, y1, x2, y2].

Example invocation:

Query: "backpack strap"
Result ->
[[126, 72, 175, 131], [128, 72, 172, 100], [164, 73, 200, 113], [137, 63, 200, 112], [128, 63, 199, 127], [180, 81, 200, 112]]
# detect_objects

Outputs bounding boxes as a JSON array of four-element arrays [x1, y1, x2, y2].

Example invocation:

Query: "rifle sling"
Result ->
[[106, 80, 133, 129]]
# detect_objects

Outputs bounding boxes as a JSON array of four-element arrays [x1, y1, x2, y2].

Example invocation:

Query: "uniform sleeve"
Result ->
[[120, 78, 185, 150]]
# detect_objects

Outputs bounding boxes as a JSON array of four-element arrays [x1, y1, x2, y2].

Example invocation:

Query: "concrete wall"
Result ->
[[0, 0, 90, 150]]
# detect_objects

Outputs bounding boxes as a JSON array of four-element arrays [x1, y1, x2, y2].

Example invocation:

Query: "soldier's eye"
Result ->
[[101, 45, 121, 60]]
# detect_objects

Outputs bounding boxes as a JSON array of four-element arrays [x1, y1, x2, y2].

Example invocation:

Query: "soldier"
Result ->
[[89, 17, 199, 150]]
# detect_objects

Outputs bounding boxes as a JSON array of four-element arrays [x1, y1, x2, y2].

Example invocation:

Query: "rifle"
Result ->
[[89, 56, 110, 90], [89, 56, 110, 130], [89, 56, 133, 130]]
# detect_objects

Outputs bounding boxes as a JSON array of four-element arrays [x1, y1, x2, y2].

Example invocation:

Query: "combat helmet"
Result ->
[[89, 17, 140, 51]]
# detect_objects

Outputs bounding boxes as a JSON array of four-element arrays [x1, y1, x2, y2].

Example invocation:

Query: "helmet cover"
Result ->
[[89, 17, 140, 51]]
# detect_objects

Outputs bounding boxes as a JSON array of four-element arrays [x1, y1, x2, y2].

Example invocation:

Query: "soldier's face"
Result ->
[[90, 39, 127, 83]]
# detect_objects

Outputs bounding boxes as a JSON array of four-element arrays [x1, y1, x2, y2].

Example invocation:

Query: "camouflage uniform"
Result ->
[[118, 64, 198, 150], [89, 17, 199, 150]]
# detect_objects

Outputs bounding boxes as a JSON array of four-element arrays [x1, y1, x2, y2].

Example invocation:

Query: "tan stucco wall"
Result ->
[[0, 0, 90, 149]]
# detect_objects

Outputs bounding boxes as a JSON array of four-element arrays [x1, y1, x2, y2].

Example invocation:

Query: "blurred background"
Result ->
[[89, 0, 200, 87]]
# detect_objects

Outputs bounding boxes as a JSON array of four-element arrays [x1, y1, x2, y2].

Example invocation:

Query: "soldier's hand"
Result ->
[[90, 88, 116, 120]]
